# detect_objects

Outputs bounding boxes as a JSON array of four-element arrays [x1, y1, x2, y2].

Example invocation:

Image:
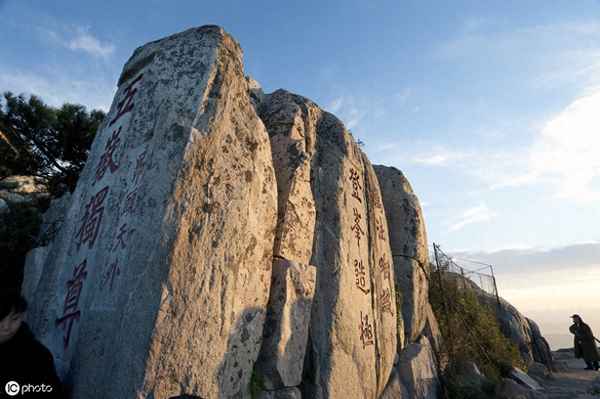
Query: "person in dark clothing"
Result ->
[[0, 293, 64, 397], [569, 314, 600, 371]]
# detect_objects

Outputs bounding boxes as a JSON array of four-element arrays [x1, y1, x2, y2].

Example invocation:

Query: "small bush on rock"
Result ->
[[430, 272, 525, 397]]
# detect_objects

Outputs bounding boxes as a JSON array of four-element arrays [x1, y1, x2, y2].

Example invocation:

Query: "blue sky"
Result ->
[[2, 1, 600, 344]]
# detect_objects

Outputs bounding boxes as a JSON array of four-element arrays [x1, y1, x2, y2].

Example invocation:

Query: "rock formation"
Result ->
[[25, 26, 277, 398], [374, 165, 442, 398], [256, 90, 397, 398], [20, 24, 552, 399]]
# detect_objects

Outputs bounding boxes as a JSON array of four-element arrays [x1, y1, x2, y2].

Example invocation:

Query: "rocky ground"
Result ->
[[538, 350, 600, 399]]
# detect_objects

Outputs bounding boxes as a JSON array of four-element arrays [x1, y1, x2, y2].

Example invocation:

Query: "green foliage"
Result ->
[[0, 91, 105, 194], [0, 202, 43, 291], [429, 271, 525, 397]]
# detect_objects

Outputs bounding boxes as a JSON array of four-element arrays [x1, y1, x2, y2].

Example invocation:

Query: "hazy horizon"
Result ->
[[451, 242, 600, 350]]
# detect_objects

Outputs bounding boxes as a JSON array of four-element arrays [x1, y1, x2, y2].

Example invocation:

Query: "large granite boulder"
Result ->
[[19, 24, 453, 399], [0, 175, 49, 206], [25, 26, 277, 399], [21, 192, 73, 301], [255, 259, 316, 389], [374, 165, 431, 345], [258, 90, 398, 398], [526, 318, 555, 372], [398, 335, 441, 399], [380, 366, 409, 399]]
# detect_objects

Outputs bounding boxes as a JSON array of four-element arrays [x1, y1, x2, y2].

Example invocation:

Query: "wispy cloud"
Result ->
[[485, 90, 600, 201], [324, 95, 366, 130], [411, 147, 469, 166], [436, 20, 600, 92], [447, 203, 495, 232], [44, 26, 115, 59], [529, 90, 600, 202], [67, 28, 115, 58]]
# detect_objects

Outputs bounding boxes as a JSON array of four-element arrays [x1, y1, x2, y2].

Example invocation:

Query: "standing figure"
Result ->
[[569, 314, 600, 371]]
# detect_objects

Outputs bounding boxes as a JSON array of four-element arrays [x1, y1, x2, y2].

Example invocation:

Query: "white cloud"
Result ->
[[411, 147, 469, 166], [67, 29, 115, 58], [528, 90, 600, 202], [43, 26, 115, 59], [324, 95, 366, 130], [447, 203, 496, 232], [327, 96, 343, 113], [487, 90, 600, 200]]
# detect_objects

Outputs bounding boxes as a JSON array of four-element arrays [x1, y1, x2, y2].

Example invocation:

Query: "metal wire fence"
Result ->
[[431, 243, 500, 302]]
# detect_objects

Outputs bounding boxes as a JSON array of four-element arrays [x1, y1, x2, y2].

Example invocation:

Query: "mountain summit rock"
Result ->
[[22, 25, 551, 399]]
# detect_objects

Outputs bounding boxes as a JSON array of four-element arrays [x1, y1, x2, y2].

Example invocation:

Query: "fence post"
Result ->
[[490, 265, 501, 309]]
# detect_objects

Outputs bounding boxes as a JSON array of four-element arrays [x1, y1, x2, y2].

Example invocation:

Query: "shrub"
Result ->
[[430, 272, 525, 397]]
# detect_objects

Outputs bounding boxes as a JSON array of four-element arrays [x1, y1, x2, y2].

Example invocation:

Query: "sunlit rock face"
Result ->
[[257, 90, 397, 399], [25, 25, 277, 399], [16, 24, 503, 399], [374, 165, 432, 346]]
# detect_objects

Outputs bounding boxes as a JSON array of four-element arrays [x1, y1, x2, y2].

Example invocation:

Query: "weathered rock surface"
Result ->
[[0, 175, 48, 196], [374, 165, 431, 345], [398, 335, 441, 399], [510, 368, 544, 391], [258, 90, 398, 398], [255, 259, 316, 389], [496, 378, 532, 399], [21, 246, 50, 302], [380, 366, 409, 399], [25, 26, 277, 399], [472, 282, 555, 371], [257, 387, 302, 399], [258, 90, 318, 265], [19, 24, 454, 399], [527, 318, 556, 372]]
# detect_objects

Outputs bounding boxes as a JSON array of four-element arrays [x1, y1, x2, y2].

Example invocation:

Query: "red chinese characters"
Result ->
[[75, 186, 109, 251], [55, 260, 88, 349], [359, 311, 375, 349], [112, 223, 134, 251], [109, 74, 143, 127], [132, 149, 147, 185], [379, 288, 394, 316], [351, 207, 365, 248], [354, 259, 370, 295], [378, 256, 391, 281], [100, 259, 120, 292], [375, 216, 386, 241], [349, 168, 362, 203], [95, 127, 122, 183]]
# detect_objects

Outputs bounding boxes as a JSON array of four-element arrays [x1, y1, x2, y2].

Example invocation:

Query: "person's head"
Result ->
[[0, 293, 27, 344], [571, 314, 583, 325]]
